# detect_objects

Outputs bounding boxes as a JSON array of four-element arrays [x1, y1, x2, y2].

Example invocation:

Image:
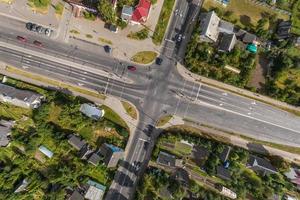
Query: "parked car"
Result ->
[[17, 36, 27, 42], [127, 66, 136, 71], [104, 45, 112, 54], [25, 22, 32, 30], [155, 57, 163, 65], [36, 26, 43, 34], [31, 23, 37, 32], [33, 40, 42, 47], [45, 28, 51, 37]]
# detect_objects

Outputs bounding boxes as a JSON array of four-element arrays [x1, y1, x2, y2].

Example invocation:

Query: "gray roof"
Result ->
[[14, 179, 29, 193], [121, 5, 133, 18], [0, 120, 14, 147], [200, 11, 220, 42], [218, 20, 234, 34], [277, 20, 292, 39], [157, 151, 176, 167], [219, 146, 232, 162], [216, 166, 231, 180], [191, 146, 209, 166], [68, 134, 87, 151], [172, 168, 190, 187], [88, 153, 101, 166], [242, 32, 257, 43], [80, 104, 104, 120], [0, 83, 42, 105], [68, 190, 84, 200], [218, 33, 236, 52], [247, 155, 277, 174]]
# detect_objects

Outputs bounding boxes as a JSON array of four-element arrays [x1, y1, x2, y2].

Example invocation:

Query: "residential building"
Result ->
[[241, 32, 257, 44], [88, 153, 101, 166], [218, 20, 234, 34], [14, 179, 29, 193], [84, 180, 106, 200], [157, 151, 176, 167], [68, 134, 87, 151], [65, 0, 98, 17], [200, 11, 220, 42], [172, 168, 190, 187], [121, 5, 134, 21], [190, 145, 209, 167], [131, 0, 151, 24], [218, 33, 236, 52], [0, 83, 43, 109], [216, 166, 231, 181], [247, 155, 277, 175], [246, 43, 258, 53], [80, 103, 105, 120], [68, 190, 84, 200], [38, 145, 53, 158], [277, 20, 292, 40], [0, 120, 14, 147], [79, 145, 93, 160], [99, 143, 124, 168], [284, 168, 300, 189]]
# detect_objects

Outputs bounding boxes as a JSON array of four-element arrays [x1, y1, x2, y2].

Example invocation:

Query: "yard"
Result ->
[[0, 77, 128, 198], [202, 0, 289, 30]]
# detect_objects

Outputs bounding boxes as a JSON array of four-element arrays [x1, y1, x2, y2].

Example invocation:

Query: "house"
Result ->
[[219, 146, 232, 163], [88, 153, 101, 166], [216, 166, 231, 181], [190, 145, 209, 167], [68, 134, 87, 151], [99, 143, 124, 168], [68, 190, 84, 200], [0, 83, 43, 109], [218, 33, 236, 52], [200, 11, 221, 42], [38, 145, 53, 158], [216, 185, 237, 199], [84, 180, 106, 200], [80, 103, 105, 120], [157, 151, 176, 167], [246, 43, 258, 53], [247, 155, 277, 175], [14, 179, 29, 193], [171, 168, 190, 187], [79, 145, 93, 160], [218, 20, 234, 34], [277, 20, 292, 40], [131, 0, 151, 24], [121, 5, 134, 21], [284, 168, 300, 189], [242, 32, 257, 44], [0, 120, 14, 147]]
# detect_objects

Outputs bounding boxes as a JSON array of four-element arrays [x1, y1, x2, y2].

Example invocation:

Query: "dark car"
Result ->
[[104, 45, 112, 54], [155, 57, 163, 65], [17, 36, 27, 42], [26, 22, 33, 30], [127, 66, 136, 71], [33, 40, 42, 47], [36, 26, 43, 34], [31, 23, 37, 32], [176, 34, 182, 42]]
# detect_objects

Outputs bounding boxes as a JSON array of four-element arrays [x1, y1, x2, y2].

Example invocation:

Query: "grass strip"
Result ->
[[131, 51, 157, 64], [157, 115, 173, 127], [121, 101, 137, 120]]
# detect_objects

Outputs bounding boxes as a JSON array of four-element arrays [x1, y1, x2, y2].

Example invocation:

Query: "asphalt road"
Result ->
[[0, 1, 300, 199]]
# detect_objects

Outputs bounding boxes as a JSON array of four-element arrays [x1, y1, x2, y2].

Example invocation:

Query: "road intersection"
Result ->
[[0, 0, 300, 199]]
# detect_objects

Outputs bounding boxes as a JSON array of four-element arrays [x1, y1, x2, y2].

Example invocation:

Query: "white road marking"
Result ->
[[195, 83, 202, 101]]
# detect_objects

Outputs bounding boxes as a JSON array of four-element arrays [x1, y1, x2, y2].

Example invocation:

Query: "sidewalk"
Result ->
[[177, 63, 300, 113]]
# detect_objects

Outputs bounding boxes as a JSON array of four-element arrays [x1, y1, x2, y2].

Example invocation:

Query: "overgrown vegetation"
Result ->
[[27, 0, 50, 14], [152, 0, 175, 45], [291, 0, 300, 35], [0, 77, 130, 198], [53, 2, 64, 16], [127, 28, 149, 40], [83, 10, 96, 21], [131, 51, 157, 64], [150, 129, 298, 200], [185, 27, 256, 88], [97, 0, 116, 24]]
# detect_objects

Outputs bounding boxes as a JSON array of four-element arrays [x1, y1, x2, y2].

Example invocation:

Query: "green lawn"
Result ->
[[121, 101, 137, 120], [53, 2, 64, 16], [157, 115, 172, 127], [101, 105, 128, 130], [152, 0, 175, 45], [127, 28, 149, 40], [27, 0, 50, 14], [174, 141, 193, 155]]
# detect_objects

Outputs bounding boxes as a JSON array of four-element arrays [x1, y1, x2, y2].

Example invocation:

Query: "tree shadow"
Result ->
[[240, 15, 253, 30]]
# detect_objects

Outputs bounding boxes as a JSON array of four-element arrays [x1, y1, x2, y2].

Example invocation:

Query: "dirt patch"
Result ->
[[94, 128, 122, 139], [248, 54, 268, 91]]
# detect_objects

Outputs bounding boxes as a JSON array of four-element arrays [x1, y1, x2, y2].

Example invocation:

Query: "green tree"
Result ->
[[98, 0, 116, 23]]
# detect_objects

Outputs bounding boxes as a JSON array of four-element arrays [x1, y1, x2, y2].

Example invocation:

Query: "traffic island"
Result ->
[[121, 101, 137, 120], [131, 51, 157, 64]]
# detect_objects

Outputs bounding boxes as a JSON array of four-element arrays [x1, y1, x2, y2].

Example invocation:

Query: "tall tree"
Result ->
[[98, 0, 116, 24]]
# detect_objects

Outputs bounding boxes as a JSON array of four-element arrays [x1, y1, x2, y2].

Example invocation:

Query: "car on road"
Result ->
[[33, 40, 42, 47], [176, 34, 183, 42], [132, 161, 141, 171], [127, 66, 136, 71], [45, 28, 51, 37], [26, 22, 33, 30], [104, 45, 112, 54], [36, 26, 43, 34], [17, 36, 27, 42], [155, 57, 163, 65]]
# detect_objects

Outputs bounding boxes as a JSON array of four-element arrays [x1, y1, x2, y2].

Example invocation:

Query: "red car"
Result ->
[[33, 40, 42, 47], [17, 36, 27, 42], [127, 66, 136, 71]]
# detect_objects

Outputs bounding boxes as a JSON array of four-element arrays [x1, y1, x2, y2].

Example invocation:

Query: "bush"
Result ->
[[83, 11, 96, 21], [127, 28, 149, 40]]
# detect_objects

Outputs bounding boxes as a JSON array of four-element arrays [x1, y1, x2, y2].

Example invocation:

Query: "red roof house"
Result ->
[[131, 0, 151, 24]]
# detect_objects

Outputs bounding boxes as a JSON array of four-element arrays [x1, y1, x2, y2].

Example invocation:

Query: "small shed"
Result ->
[[80, 104, 105, 120], [38, 145, 53, 158], [121, 5, 133, 21], [246, 44, 257, 53]]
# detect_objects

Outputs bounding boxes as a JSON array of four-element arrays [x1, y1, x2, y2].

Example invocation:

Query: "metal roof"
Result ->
[[39, 145, 53, 158], [80, 104, 104, 120]]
